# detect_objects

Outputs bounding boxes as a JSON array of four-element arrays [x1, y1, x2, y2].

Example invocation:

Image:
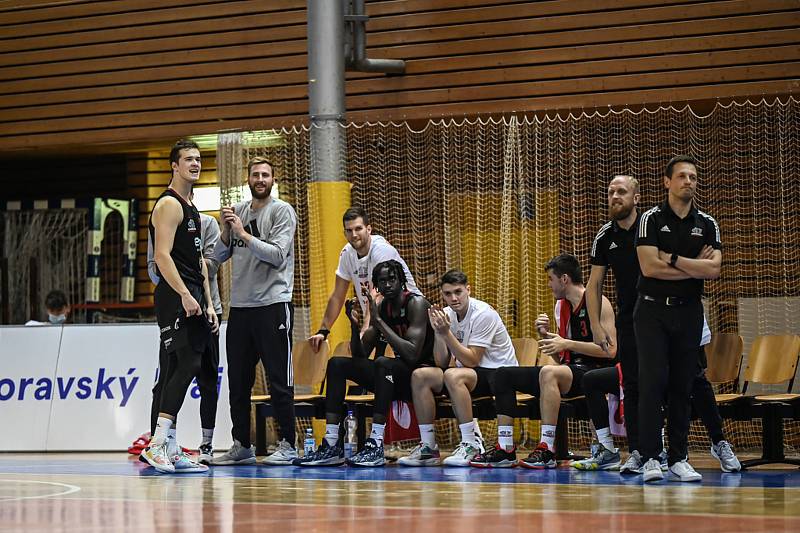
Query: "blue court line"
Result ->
[[0, 456, 798, 488]]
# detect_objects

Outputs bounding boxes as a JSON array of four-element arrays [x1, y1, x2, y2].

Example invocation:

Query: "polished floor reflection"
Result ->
[[0, 454, 798, 532]]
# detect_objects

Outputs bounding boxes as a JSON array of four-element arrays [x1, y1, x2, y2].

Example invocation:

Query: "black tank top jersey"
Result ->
[[562, 295, 611, 368], [379, 291, 435, 367], [148, 189, 205, 288]]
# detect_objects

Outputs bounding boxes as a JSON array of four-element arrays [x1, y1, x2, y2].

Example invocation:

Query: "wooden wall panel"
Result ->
[[0, 0, 797, 153]]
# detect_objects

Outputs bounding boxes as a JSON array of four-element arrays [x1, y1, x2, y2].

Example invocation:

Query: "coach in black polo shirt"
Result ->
[[634, 155, 721, 483], [587, 175, 642, 455]]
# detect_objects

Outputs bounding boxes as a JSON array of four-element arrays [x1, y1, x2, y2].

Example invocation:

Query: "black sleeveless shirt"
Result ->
[[378, 290, 435, 367], [148, 188, 204, 288]]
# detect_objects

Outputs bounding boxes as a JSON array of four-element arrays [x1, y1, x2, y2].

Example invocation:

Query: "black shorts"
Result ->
[[441, 366, 496, 398], [564, 364, 608, 397], [155, 281, 211, 354]]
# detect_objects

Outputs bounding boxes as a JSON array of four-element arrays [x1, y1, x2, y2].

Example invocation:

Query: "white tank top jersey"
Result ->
[[335, 234, 421, 313], [444, 298, 518, 368]]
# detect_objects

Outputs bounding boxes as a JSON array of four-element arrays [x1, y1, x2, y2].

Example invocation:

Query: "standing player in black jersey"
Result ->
[[635, 155, 722, 483], [470, 254, 617, 468], [141, 139, 219, 474], [586, 174, 740, 475], [294, 259, 435, 467]]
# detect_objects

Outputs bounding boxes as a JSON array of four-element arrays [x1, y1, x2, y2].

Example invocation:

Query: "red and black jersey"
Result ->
[[556, 294, 611, 368]]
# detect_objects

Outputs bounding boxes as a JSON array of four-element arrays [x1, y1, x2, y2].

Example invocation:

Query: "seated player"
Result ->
[[398, 270, 518, 467], [294, 259, 435, 467], [470, 254, 617, 468]]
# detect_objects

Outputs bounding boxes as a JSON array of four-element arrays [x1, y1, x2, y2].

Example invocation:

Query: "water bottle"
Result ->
[[344, 410, 357, 459], [303, 428, 315, 457]]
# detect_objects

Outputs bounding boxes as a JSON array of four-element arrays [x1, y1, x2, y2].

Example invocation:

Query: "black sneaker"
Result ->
[[469, 444, 517, 468], [519, 442, 556, 469], [198, 443, 213, 465], [346, 438, 385, 467], [292, 439, 345, 466]]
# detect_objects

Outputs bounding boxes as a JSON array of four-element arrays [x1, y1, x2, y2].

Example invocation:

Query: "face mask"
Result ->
[[48, 314, 67, 325]]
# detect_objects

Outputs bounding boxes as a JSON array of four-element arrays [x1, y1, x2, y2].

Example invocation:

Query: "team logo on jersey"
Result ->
[[691, 227, 704, 237], [456, 330, 464, 343], [195, 237, 202, 251], [579, 310, 586, 317], [608, 242, 618, 250], [660, 225, 671, 232], [187, 219, 197, 232], [358, 266, 368, 278]]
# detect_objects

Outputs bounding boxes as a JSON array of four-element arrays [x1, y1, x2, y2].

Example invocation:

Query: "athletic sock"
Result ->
[[370, 423, 385, 445], [152, 417, 173, 445], [596, 427, 614, 452], [419, 424, 436, 447], [473, 418, 483, 440], [541, 424, 557, 452], [325, 424, 340, 447], [167, 428, 178, 456], [201, 428, 214, 446], [498, 425, 514, 451], [459, 420, 477, 446]]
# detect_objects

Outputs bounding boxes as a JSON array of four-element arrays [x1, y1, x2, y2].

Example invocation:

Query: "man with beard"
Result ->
[[294, 260, 435, 467], [586, 174, 739, 475], [307, 206, 421, 351], [211, 156, 298, 466]]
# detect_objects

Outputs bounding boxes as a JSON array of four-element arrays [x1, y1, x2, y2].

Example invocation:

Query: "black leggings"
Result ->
[[156, 344, 203, 419], [581, 367, 619, 431], [493, 366, 542, 417], [325, 356, 414, 424], [151, 323, 220, 435]]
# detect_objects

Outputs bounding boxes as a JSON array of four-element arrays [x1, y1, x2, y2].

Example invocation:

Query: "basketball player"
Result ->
[[141, 139, 218, 474], [308, 206, 421, 351], [212, 157, 298, 466], [295, 260, 435, 467], [140, 210, 223, 465], [470, 254, 617, 468], [399, 269, 517, 467]]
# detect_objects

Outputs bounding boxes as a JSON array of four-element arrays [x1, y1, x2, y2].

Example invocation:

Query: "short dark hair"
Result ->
[[440, 269, 468, 287], [372, 259, 407, 288], [247, 156, 274, 176], [665, 155, 698, 178], [45, 290, 68, 311], [169, 139, 200, 166], [545, 254, 583, 284], [343, 206, 369, 226]]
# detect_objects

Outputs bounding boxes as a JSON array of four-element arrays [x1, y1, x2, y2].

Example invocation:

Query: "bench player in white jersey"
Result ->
[[399, 270, 518, 467], [308, 206, 421, 350]]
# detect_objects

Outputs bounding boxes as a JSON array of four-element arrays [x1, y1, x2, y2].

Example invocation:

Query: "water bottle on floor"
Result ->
[[344, 410, 357, 459], [303, 428, 315, 457]]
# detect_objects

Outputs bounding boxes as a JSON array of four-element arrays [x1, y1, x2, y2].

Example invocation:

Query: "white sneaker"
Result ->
[[397, 442, 441, 466], [261, 439, 299, 465], [211, 440, 257, 465], [172, 450, 209, 473], [443, 442, 482, 467], [141, 441, 175, 473], [642, 458, 664, 483], [668, 460, 702, 482], [710, 440, 741, 473]]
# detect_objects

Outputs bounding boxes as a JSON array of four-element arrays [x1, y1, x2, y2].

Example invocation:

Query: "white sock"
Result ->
[[596, 427, 614, 452], [541, 424, 557, 452], [152, 417, 173, 445], [201, 428, 214, 446], [325, 424, 340, 447], [166, 428, 178, 455], [370, 423, 385, 445], [419, 424, 436, 447], [459, 421, 477, 446], [498, 425, 514, 451], [473, 418, 483, 440]]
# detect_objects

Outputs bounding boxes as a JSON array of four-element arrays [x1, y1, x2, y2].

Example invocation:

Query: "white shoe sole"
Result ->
[[710, 448, 741, 473], [210, 457, 257, 466], [347, 459, 385, 467], [174, 465, 209, 473], [261, 457, 298, 465], [442, 458, 473, 467], [397, 457, 440, 467], [143, 454, 175, 473], [643, 470, 664, 482], [668, 471, 702, 482]]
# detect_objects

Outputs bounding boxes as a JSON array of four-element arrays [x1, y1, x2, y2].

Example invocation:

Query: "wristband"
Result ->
[[315, 328, 330, 340], [669, 253, 679, 268]]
